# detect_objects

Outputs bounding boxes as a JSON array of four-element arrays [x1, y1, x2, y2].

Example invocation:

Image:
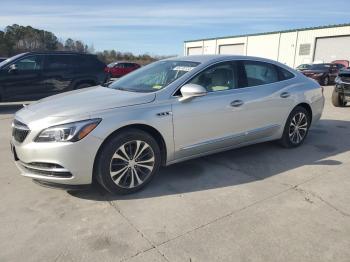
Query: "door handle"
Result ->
[[230, 100, 244, 107], [280, 92, 290, 98]]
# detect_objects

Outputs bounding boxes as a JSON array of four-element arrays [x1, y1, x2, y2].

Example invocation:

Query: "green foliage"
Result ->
[[0, 24, 173, 64], [95, 50, 174, 65]]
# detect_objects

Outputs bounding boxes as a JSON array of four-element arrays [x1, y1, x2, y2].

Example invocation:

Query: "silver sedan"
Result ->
[[11, 55, 324, 194]]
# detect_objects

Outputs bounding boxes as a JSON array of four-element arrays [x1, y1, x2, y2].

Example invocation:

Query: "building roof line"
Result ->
[[184, 23, 350, 43]]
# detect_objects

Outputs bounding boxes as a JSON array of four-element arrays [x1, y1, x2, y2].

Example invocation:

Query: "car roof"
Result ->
[[19, 51, 96, 56], [165, 55, 283, 65]]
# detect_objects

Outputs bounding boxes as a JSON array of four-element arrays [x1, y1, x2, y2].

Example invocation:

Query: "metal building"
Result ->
[[184, 23, 350, 68]]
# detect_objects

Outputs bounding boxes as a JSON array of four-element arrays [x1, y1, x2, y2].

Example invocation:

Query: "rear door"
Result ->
[[42, 54, 77, 94], [0, 55, 45, 101], [233, 60, 296, 143]]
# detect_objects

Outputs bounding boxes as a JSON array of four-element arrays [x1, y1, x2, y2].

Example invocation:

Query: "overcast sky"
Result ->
[[1, 0, 350, 55]]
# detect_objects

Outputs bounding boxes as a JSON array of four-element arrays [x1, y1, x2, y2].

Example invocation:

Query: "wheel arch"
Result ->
[[93, 123, 168, 180], [295, 102, 313, 124]]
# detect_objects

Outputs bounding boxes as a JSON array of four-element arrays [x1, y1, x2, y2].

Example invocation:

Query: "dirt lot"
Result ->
[[0, 87, 349, 262]]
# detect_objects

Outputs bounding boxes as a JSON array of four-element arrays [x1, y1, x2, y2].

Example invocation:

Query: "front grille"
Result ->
[[12, 119, 30, 143]]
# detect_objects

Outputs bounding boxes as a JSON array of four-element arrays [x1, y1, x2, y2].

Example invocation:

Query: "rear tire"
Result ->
[[95, 129, 161, 194], [279, 106, 311, 148], [332, 90, 347, 107]]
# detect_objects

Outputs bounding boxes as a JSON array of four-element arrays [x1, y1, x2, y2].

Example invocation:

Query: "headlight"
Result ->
[[35, 119, 101, 142]]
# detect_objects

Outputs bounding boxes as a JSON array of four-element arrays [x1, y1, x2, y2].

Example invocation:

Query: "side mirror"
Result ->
[[8, 64, 18, 73], [179, 84, 207, 102]]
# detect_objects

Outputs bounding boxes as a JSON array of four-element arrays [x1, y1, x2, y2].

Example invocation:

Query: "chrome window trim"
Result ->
[[171, 58, 296, 98]]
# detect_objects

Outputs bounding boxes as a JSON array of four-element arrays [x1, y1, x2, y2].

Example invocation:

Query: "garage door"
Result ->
[[219, 44, 245, 55], [187, 47, 203, 55], [314, 36, 350, 63]]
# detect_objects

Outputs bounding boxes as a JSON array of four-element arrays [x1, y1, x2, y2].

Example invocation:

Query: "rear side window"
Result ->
[[45, 55, 75, 70], [76, 55, 105, 69], [278, 67, 294, 80], [243, 61, 279, 87], [12, 55, 43, 71]]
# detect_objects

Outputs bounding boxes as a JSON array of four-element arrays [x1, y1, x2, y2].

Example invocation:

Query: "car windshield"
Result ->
[[0, 53, 24, 68], [309, 64, 330, 70], [109, 60, 200, 92], [107, 62, 117, 68], [297, 64, 310, 69]]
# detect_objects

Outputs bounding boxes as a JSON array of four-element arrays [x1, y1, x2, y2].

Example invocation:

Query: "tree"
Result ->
[[0, 24, 171, 64], [64, 38, 75, 51]]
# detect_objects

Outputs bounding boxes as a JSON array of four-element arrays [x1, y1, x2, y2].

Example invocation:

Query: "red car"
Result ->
[[105, 62, 141, 78]]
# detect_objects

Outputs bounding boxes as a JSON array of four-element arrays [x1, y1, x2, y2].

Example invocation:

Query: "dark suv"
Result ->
[[0, 52, 107, 102]]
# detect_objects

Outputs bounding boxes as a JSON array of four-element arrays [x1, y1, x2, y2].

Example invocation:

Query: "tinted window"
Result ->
[[77, 55, 101, 68], [278, 67, 294, 80], [46, 55, 75, 70], [13, 55, 42, 71], [243, 61, 279, 87], [309, 64, 330, 70], [188, 62, 237, 92]]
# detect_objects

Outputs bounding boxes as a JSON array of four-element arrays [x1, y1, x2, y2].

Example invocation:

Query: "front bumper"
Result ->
[[335, 84, 350, 100], [11, 134, 103, 185]]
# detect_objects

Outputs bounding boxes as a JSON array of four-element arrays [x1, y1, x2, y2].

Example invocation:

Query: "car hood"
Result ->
[[16, 86, 156, 121]]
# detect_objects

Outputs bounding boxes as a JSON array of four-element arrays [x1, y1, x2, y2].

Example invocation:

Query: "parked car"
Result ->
[[301, 63, 340, 85], [296, 63, 311, 71], [332, 60, 349, 68], [332, 68, 350, 107], [0, 52, 107, 102], [0, 57, 7, 63], [105, 61, 141, 78], [11, 55, 324, 194]]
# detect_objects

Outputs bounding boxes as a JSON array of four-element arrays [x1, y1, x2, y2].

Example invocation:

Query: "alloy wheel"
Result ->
[[288, 112, 308, 144], [109, 140, 155, 188]]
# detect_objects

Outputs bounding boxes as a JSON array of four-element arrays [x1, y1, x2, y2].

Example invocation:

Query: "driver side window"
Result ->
[[11, 56, 42, 71], [188, 62, 237, 92]]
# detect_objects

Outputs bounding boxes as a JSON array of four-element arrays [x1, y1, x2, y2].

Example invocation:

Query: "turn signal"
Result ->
[[77, 123, 99, 140]]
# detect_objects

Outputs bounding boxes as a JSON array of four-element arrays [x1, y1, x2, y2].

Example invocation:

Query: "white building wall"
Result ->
[[277, 32, 298, 66], [203, 40, 216, 54], [294, 26, 350, 67], [184, 24, 350, 68], [217, 36, 247, 54], [246, 33, 280, 60]]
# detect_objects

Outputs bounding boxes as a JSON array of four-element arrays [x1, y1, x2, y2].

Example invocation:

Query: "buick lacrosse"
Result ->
[[11, 55, 324, 194]]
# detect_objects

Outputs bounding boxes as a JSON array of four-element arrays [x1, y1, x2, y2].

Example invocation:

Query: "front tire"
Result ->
[[279, 106, 311, 148], [332, 90, 347, 107], [95, 129, 161, 194]]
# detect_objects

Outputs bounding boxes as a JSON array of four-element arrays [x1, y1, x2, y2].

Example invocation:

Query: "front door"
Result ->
[[0, 55, 45, 101], [172, 61, 247, 159]]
